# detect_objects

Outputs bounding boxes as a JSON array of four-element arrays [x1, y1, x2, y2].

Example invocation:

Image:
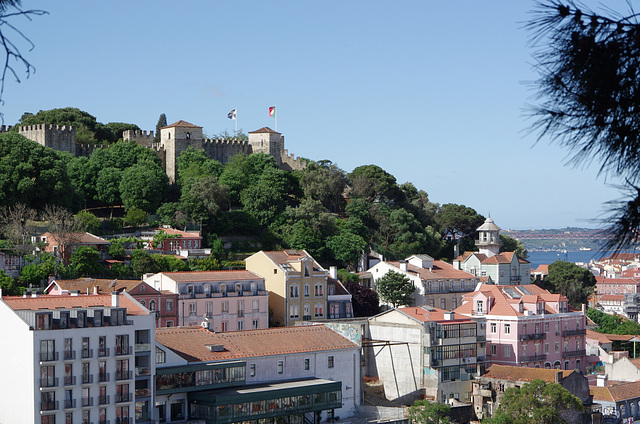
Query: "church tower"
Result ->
[[476, 215, 502, 257]]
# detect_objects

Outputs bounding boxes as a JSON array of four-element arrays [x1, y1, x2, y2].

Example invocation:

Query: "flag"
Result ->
[[269, 106, 276, 117], [227, 109, 237, 120]]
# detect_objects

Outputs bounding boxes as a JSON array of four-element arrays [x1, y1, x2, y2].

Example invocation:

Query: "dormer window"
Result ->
[[76, 311, 86, 328], [93, 310, 103, 327], [36, 312, 52, 330], [59, 311, 69, 329], [476, 300, 484, 313], [235, 283, 243, 294], [220, 284, 227, 296]]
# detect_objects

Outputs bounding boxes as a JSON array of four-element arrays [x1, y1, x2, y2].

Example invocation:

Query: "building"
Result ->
[[595, 294, 625, 315], [45, 278, 180, 328], [245, 250, 330, 327], [154, 325, 361, 423], [367, 254, 479, 309], [148, 228, 203, 253], [144, 270, 269, 331], [472, 365, 592, 421], [0, 291, 156, 424], [367, 306, 486, 404], [605, 355, 640, 382], [327, 273, 354, 319], [39, 232, 110, 264], [453, 217, 530, 285], [454, 283, 588, 372], [595, 276, 640, 296], [591, 380, 640, 421]]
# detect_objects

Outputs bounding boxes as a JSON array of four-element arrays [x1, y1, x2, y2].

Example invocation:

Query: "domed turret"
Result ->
[[476, 215, 501, 257]]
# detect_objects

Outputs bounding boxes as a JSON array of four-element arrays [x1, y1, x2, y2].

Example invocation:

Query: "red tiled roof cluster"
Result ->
[[156, 270, 262, 282], [482, 365, 574, 383], [3, 293, 147, 315]]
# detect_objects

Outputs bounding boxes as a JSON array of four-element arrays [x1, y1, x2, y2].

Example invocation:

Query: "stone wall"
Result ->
[[19, 124, 76, 154]]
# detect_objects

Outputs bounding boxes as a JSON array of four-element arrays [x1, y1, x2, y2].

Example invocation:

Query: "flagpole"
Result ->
[[275, 103, 278, 132], [235, 108, 238, 134]]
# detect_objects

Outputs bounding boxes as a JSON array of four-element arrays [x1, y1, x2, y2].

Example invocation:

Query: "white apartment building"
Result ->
[[0, 291, 156, 424]]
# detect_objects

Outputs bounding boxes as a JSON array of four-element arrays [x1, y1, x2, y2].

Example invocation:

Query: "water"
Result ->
[[526, 250, 611, 269]]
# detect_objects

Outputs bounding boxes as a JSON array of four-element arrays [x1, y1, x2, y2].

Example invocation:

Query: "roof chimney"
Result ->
[[399, 260, 408, 272], [111, 291, 120, 307], [70, 290, 79, 296], [596, 374, 608, 387], [555, 370, 563, 384], [93, 286, 99, 295], [329, 266, 338, 280], [444, 311, 455, 321]]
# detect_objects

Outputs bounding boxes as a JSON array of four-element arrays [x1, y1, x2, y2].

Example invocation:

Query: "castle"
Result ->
[[3, 120, 306, 182]]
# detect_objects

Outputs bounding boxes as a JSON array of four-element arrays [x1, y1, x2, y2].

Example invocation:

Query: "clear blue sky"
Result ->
[[0, 1, 630, 230]]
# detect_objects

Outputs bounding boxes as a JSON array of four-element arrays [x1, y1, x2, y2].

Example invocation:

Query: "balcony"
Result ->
[[40, 377, 58, 388], [562, 349, 586, 358], [477, 356, 486, 362], [520, 354, 547, 363], [135, 387, 152, 398], [64, 376, 75, 386], [477, 335, 486, 342], [40, 351, 58, 362], [302, 315, 312, 321], [63, 350, 76, 360], [99, 420, 110, 424], [115, 345, 132, 356], [115, 370, 133, 381], [562, 329, 586, 337], [98, 372, 110, 383], [81, 374, 94, 384], [64, 399, 76, 409], [98, 395, 110, 405], [40, 400, 58, 411], [115, 392, 131, 403], [115, 418, 131, 424], [98, 347, 110, 357], [238, 311, 245, 318], [520, 333, 546, 341], [135, 366, 151, 377], [81, 348, 93, 359], [135, 343, 152, 353], [81, 396, 93, 407]]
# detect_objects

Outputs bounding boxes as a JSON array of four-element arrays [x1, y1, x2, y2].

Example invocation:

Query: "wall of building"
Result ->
[[18, 124, 75, 154]]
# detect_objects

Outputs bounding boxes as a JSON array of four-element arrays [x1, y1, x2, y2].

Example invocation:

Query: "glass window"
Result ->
[[304, 358, 310, 370], [250, 364, 256, 377], [328, 356, 334, 368], [504, 324, 510, 334], [277, 360, 284, 374]]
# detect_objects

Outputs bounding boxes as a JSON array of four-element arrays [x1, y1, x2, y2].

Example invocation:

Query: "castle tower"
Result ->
[[475, 215, 502, 257], [248, 127, 283, 166], [160, 120, 203, 183]]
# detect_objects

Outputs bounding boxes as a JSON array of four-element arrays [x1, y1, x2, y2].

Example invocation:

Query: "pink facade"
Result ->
[[152, 228, 202, 252], [126, 282, 179, 328], [455, 284, 587, 372], [596, 276, 640, 295]]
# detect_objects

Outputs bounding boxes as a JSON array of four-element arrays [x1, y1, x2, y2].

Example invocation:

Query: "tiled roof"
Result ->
[[328, 277, 350, 296], [598, 294, 624, 302], [162, 120, 202, 129], [248, 127, 280, 134], [154, 228, 201, 238], [386, 260, 476, 280], [48, 278, 142, 294], [482, 365, 572, 383], [257, 250, 324, 271], [155, 270, 262, 283], [454, 284, 568, 317], [41, 232, 110, 246], [534, 264, 549, 274], [2, 293, 147, 315], [591, 381, 640, 402], [586, 329, 613, 344], [155, 325, 357, 362], [398, 306, 468, 322], [595, 276, 640, 285]]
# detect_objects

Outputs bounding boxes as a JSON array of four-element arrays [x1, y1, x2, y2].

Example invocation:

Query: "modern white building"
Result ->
[[154, 324, 361, 423], [0, 291, 156, 424]]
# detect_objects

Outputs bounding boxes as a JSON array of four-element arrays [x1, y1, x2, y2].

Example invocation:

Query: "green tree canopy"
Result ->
[[546, 261, 596, 307], [484, 379, 583, 424], [408, 400, 450, 424], [300, 161, 347, 213], [69, 246, 103, 278], [434, 203, 484, 240], [376, 270, 414, 308], [119, 161, 168, 213], [500, 234, 529, 259], [176, 147, 224, 192], [348, 164, 404, 205]]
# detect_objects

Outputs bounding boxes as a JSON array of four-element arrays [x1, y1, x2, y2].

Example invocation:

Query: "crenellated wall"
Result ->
[[280, 149, 307, 171], [202, 137, 251, 164], [123, 129, 155, 148], [18, 124, 76, 154]]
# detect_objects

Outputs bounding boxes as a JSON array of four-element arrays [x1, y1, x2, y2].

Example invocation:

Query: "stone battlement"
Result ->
[[0, 125, 13, 133], [203, 137, 249, 147], [19, 124, 75, 133]]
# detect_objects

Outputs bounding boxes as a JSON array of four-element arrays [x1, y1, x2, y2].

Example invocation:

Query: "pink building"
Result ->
[[455, 283, 587, 372], [595, 276, 640, 295], [150, 228, 202, 252], [143, 270, 269, 332]]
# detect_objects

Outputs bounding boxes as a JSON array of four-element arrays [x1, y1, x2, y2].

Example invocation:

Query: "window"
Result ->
[[40, 365, 56, 387], [441, 298, 446, 309], [250, 364, 256, 377], [490, 344, 497, 355], [59, 311, 69, 329], [220, 284, 227, 296], [429, 299, 435, 307], [205, 301, 213, 317], [545, 343, 550, 353], [504, 345, 511, 357], [314, 304, 323, 317], [304, 264, 310, 277], [116, 384, 129, 403], [305, 358, 310, 371], [36, 312, 52, 330], [64, 338, 73, 360], [221, 321, 228, 332], [235, 283, 243, 294], [545, 322, 549, 332], [504, 324, 510, 334], [277, 360, 284, 374], [252, 299, 259, 312], [76, 311, 86, 328], [93, 310, 103, 326], [238, 300, 245, 316], [166, 321, 174, 327], [189, 303, 197, 316], [149, 300, 156, 311], [99, 361, 107, 382], [490, 323, 496, 333], [42, 415, 55, 424], [555, 342, 560, 353], [65, 412, 72, 424], [222, 301, 229, 313], [82, 362, 90, 384], [477, 300, 483, 313], [238, 320, 244, 331], [452, 298, 457, 309], [40, 339, 56, 361], [98, 336, 107, 357], [64, 363, 73, 385], [328, 356, 334, 368], [41, 391, 56, 410], [252, 319, 259, 329], [115, 334, 129, 355], [314, 284, 324, 297], [304, 304, 311, 318], [166, 299, 173, 311], [116, 359, 129, 380], [304, 284, 310, 297], [156, 347, 166, 364], [290, 284, 299, 298], [289, 305, 299, 319]]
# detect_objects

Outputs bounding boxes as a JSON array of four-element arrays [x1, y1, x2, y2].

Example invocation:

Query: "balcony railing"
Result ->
[[40, 351, 58, 362], [98, 395, 110, 405], [135, 366, 151, 376], [135, 343, 152, 353], [477, 335, 486, 342], [81, 348, 93, 359], [115, 418, 130, 424], [40, 400, 58, 411], [64, 399, 76, 409], [40, 377, 58, 388], [98, 347, 110, 357], [115, 345, 132, 356], [520, 333, 546, 341], [115, 371, 133, 381], [562, 349, 586, 358], [115, 392, 131, 403], [63, 350, 76, 360], [81, 396, 93, 407], [562, 329, 586, 337], [64, 376, 75, 386], [520, 354, 547, 363], [302, 315, 312, 321], [99, 420, 110, 424], [98, 372, 110, 383], [135, 387, 152, 398], [81, 374, 93, 384]]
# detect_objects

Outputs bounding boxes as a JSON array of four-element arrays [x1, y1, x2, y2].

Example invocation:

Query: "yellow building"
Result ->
[[246, 250, 329, 326]]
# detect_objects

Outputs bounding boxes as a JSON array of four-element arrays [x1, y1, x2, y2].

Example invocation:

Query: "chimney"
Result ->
[[596, 374, 608, 387], [70, 290, 80, 297], [555, 370, 563, 384], [444, 311, 454, 321], [92, 286, 99, 295], [399, 260, 408, 272], [111, 291, 120, 307], [329, 266, 338, 280]]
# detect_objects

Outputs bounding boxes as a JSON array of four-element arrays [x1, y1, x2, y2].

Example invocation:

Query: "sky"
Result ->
[[0, 1, 632, 230]]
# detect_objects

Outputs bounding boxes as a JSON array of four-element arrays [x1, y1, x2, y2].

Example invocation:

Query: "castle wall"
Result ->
[[202, 138, 251, 164], [280, 149, 307, 171], [18, 124, 75, 154], [76, 143, 108, 158], [123, 129, 155, 148]]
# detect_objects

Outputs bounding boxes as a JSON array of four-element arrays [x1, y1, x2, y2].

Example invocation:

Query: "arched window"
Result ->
[[139, 300, 146, 307], [186, 132, 191, 139], [149, 300, 156, 311]]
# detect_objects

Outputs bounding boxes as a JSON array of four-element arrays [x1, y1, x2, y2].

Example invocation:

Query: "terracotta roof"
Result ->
[[455, 284, 569, 317], [47, 278, 142, 294], [248, 127, 280, 134], [398, 306, 468, 322], [161, 120, 202, 129], [595, 276, 640, 285], [386, 260, 476, 281], [255, 250, 324, 272], [154, 228, 201, 238], [534, 264, 549, 274], [154, 270, 262, 283], [591, 381, 640, 402], [155, 325, 357, 362], [328, 277, 350, 296], [586, 329, 613, 344], [2, 293, 147, 315], [41, 232, 110, 246], [598, 294, 624, 302], [482, 365, 573, 383]]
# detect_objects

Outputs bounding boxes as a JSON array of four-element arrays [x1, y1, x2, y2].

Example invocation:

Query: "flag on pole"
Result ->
[[269, 106, 276, 117], [227, 109, 237, 120]]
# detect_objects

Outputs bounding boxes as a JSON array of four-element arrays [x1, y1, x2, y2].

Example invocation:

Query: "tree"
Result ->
[[407, 400, 450, 424], [326, 230, 368, 270], [434, 203, 484, 241], [123, 207, 148, 227], [155, 113, 167, 143], [485, 379, 582, 424], [500, 234, 529, 259], [376, 270, 414, 308], [300, 161, 348, 213], [119, 161, 168, 213], [344, 280, 379, 317], [546, 260, 596, 307], [42, 204, 85, 265], [69, 246, 103, 278], [0, 1, 47, 106], [176, 147, 224, 192], [348, 164, 404, 205], [75, 210, 101, 235], [527, 2, 640, 250], [0, 202, 36, 268], [586, 307, 640, 335], [17, 108, 117, 144], [95, 167, 123, 216]]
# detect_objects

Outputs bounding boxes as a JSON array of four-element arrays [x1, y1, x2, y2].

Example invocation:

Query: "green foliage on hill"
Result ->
[[587, 308, 640, 335]]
